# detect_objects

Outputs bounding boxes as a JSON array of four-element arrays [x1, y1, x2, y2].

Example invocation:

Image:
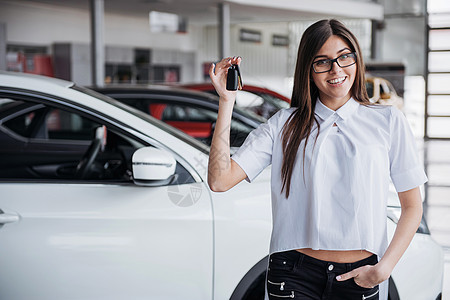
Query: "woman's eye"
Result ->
[[315, 60, 328, 66], [340, 53, 355, 60]]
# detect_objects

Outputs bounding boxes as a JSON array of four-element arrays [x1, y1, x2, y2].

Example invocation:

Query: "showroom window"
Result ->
[[426, 0, 450, 138]]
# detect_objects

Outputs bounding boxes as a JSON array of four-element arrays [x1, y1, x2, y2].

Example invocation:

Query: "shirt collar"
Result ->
[[314, 97, 359, 121]]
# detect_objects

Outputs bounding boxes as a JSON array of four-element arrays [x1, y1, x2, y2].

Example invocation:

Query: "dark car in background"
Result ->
[[181, 83, 291, 119], [94, 85, 266, 150], [183, 78, 405, 119]]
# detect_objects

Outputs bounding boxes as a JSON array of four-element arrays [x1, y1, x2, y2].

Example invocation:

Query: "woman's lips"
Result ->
[[327, 76, 346, 85]]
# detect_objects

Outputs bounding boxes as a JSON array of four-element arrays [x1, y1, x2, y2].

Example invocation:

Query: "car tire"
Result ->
[[239, 271, 266, 300], [388, 277, 400, 300], [230, 256, 268, 300]]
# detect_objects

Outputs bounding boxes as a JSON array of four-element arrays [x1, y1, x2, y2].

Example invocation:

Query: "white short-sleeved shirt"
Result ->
[[232, 99, 428, 275], [233, 98, 427, 299]]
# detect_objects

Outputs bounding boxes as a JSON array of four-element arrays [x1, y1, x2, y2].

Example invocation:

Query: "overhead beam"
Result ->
[[226, 0, 384, 21]]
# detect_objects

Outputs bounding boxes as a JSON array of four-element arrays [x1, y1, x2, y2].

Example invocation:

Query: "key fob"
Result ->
[[226, 64, 243, 91]]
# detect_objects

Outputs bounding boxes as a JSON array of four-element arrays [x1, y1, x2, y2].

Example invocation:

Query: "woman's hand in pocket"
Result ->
[[336, 264, 390, 288]]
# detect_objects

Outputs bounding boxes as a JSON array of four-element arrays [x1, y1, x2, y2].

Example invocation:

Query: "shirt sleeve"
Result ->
[[389, 106, 428, 192], [231, 109, 283, 182]]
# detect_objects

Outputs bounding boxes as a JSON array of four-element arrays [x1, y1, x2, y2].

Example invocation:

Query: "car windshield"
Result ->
[[197, 87, 286, 119], [257, 93, 290, 109], [227, 99, 267, 123], [71, 85, 210, 154]]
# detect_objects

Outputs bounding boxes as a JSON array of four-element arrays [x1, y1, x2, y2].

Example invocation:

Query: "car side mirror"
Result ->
[[132, 147, 177, 186]]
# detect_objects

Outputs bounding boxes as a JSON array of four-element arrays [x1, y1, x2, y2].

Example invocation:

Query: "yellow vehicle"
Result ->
[[365, 76, 404, 109]]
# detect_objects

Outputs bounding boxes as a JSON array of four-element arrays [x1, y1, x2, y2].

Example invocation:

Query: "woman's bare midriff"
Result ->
[[296, 248, 373, 263]]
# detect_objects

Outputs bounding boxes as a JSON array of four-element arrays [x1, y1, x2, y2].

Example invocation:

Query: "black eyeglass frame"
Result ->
[[312, 52, 357, 74]]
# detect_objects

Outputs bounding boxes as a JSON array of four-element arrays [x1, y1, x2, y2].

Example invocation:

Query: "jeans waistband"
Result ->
[[271, 250, 378, 273]]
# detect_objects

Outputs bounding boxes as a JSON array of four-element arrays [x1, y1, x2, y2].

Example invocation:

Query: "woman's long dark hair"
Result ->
[[280, 19, 370, 198]]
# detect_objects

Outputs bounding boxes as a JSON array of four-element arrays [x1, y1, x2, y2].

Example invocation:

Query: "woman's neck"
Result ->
[[319, 96, 351, 111]]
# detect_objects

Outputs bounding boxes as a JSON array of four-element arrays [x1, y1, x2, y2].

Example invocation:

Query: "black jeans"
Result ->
[[267, 250, 379, 300]]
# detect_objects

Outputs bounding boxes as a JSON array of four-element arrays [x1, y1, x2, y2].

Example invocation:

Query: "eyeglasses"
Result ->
[[312, 52, 357, 74]]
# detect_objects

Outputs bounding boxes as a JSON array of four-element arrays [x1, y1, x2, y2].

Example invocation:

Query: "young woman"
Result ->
[[208, 19, 427, 300]]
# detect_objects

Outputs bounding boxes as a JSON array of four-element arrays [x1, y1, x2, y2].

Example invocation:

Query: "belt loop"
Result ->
[[346, 263, 352, 272], [294, 251, 304, 271]]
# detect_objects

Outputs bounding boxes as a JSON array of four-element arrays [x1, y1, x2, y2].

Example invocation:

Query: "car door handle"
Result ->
[[0, 211, 20, 224]]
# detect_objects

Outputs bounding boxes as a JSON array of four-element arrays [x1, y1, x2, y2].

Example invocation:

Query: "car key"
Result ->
[[226, 64, 243, 91]]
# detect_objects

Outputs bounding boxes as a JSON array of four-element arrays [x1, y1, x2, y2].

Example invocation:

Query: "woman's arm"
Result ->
[[336, 187, 423, 287], [207, 57, 247, 192]]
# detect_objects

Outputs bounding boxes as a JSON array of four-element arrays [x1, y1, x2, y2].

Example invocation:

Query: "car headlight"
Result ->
[[387, 206, 430, 235]]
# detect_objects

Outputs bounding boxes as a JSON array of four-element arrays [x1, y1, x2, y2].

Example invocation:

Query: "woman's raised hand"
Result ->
[[209, 56, 241, 102], [207, 55, 247, 192]]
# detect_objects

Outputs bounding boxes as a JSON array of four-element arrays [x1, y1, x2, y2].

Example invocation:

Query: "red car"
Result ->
[[182, 83, 291, 119]]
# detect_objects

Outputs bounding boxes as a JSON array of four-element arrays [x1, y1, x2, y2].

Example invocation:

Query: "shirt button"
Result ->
[[328, 264, 334, 271]]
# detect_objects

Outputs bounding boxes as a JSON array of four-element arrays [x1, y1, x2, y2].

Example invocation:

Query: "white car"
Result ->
[[0, 71, 444, 300], [365, 76, 404, 109]]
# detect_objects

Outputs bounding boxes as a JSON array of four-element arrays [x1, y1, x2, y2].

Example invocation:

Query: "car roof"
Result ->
[[93, 84, 220, 102], [93, 84, 267, 124], [180, 82, 291, 103], [0, 71, 74, 91]]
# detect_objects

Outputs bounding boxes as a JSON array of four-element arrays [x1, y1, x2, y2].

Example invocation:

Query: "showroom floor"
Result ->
[[422, 140, 450, 299]]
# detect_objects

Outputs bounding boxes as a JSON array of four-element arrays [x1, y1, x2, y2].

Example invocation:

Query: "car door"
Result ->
[[0, 92, 213, 300]]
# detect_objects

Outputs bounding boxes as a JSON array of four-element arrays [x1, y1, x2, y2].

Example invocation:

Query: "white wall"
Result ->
[[0, 1, 201, 51], [104, 13, 199, 51], [201, 22, 291, 96], [377, 0, 426, 76], [0, 0, 203, 82], [0, 1, 90, 46], [378, 18, 426, 76], [232, 22, 290, 93]]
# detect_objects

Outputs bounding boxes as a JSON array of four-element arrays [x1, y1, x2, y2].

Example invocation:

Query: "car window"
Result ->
[[47, 109, 101, 140], [365, 81, 374, 98], [235, 91, 278, 119], [0, 97, 195, 185], [117, 98, 254, 148], [3, 106, 101, 140], [235, 91, 264, 107], [159, 102, 253, 147], [194, 88, 279, 120], [247, 92, 290, 119], [0, 98, 15, 107], [3, 109, 39, 138], [161, 105, 215, 122]]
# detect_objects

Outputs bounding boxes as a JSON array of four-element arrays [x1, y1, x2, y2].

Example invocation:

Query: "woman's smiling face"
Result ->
[[311, 35, 357, 110]]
